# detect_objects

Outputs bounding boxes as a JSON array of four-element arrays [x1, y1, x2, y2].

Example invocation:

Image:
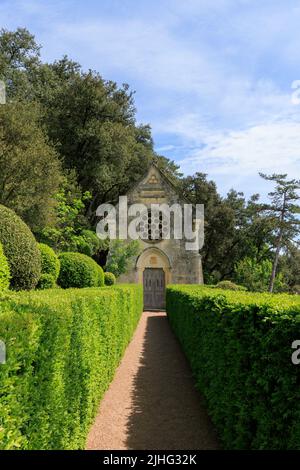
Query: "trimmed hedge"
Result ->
[[38, 243, 60, 280], [0, 205, 41, 290], [58, 252, 104, 289], [166, 285, 300, 450], [0, 241, 10, 291], [104, 272, 116, 286], [215, 280, 247, 291], [0, 284, 143, 449]]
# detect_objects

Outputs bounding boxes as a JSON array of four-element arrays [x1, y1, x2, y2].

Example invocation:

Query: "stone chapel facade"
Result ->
[[117, 163, 203, 309]]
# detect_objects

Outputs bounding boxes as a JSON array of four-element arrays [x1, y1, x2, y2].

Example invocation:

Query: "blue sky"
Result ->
[[1, 0, 300, 198]]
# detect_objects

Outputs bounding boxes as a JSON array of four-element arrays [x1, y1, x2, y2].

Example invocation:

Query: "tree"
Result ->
[[259, 173, 300, 292], [29, 59, 155, 218], [0, 27, 41, 99], [0, 101, 62, 230], [154, 155, 183, 183], [180, 172, 229, 281], [180, 174, 274, 283], [234, 256, 285, 292], [0, 29, 159, 226], [105, 240, 140, 277], [279, 245, 300, 292], [39, 178, 91, 252], [39, 176, 109, 255]]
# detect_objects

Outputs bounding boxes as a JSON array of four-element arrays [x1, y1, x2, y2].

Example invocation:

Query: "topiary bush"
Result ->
[[36, 273, 56, 290], [215, 280, 247, 291], [0, 241, 10, 291], [104, 272, 116, 286], [57, 252, 103, 289], [38, 243, 60, 280], [0, 205, 41, 290]]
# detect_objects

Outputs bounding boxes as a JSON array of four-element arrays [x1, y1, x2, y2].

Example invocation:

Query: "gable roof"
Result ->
[[151, 161, 181, 192], [126, 161, 179, 198]]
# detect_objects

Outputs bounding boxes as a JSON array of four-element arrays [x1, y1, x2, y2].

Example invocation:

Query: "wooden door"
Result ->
[[143, 268, 166, 310]]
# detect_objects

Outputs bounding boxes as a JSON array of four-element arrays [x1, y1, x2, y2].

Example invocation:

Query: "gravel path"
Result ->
[[86, 311, 219, 450]]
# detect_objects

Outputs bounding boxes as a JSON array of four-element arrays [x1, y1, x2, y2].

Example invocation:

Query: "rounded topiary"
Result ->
[[104, 272, 116, 286], [37, 273, 56, 290], [0, 205, 41, 290], [96, 264, 104, 287], [57, 252, 103, 289], [216, 280, 247, 291], [0, 241, 10, 291], [38, 243, 60, 280]]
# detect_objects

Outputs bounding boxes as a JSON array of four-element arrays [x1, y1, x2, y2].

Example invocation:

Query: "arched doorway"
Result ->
[[136, 247, 171, 310]]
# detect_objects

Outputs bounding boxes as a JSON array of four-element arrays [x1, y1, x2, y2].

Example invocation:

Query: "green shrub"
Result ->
[[292, 285, 300, 295], [57, 252, 103, 289], [215, 280, 247, 291], [104, 272, 116, 286], [0, 205, 41, 290], [37, 273, 56, 290], [234, 257, 284, 292], [38, 243, 60, 280], [0, 284, 143, 449], [106, 240, 140, 277], [167, 285, 300, 450], [0, 241, 10, 291]]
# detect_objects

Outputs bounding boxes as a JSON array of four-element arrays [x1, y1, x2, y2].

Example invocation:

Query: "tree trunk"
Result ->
[[268, 228, 283, 292]]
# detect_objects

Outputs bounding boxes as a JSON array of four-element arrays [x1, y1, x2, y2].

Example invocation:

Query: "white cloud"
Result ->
[[177, 119, 300, 178], [49, 18, 225, 96], [156, 145, 177, 153], [40, 9, 300, 196]]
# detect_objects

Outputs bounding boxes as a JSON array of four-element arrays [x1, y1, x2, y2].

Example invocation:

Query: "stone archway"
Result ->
[[135, 247, 172, 285]]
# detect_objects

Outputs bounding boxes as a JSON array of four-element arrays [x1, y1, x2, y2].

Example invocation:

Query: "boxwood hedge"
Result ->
[[166, 285, 300, 450], [58, 252, 104, 289], [37, 273, 57, 290], [38, 243, 60, 280], [0, 284, 143, 449], [104, 272, 116, 286], [0, 205, 41, 290]]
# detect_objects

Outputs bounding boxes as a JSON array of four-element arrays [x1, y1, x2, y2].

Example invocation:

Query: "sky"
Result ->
[[1, 0, 300, 199]]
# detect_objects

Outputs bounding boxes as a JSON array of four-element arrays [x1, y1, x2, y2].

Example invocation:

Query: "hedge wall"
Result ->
[[166, 285, 300, 450], [0, 285, 143, 450]]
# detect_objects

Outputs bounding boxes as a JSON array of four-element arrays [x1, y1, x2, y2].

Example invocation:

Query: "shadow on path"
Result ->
[[125, 312, 219, 450]]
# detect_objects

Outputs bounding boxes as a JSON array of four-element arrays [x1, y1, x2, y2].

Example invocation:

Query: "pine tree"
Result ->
[[259, 173, 300, 292]]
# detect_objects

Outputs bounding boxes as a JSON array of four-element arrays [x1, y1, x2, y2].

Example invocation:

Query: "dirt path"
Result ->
[[86, 311, 219, 450]]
